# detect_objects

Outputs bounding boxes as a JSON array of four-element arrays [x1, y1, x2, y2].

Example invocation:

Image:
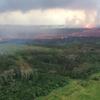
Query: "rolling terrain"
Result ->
[[0, 37, 100, 100]]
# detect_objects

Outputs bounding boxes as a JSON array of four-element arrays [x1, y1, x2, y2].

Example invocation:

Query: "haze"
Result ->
[[0, 0, 100, 27]]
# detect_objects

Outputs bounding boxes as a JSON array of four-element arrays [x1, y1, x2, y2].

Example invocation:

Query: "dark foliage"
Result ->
[[0, 37, 100, 99]]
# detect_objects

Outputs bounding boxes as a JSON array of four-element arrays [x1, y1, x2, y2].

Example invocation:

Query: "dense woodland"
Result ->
[[0, 37, 100, 100]]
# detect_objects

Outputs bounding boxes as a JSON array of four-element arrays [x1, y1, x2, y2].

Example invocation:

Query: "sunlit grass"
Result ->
[[38, 72, 100, 100], [0, 43, 51, 54]]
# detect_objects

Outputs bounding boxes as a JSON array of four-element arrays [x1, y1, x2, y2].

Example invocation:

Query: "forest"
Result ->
[[0, 37, 100, 100]]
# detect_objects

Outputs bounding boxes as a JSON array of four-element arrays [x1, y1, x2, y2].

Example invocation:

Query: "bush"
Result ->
[[81, 81, 88, 86], [93, 76, 99, 81]]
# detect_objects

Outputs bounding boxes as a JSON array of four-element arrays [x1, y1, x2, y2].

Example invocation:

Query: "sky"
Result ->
[[0, 0, 100, 27]]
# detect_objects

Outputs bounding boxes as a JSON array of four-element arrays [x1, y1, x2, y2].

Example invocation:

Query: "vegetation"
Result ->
[[40, 72, 100, 100], [0, 37, 100, 100]]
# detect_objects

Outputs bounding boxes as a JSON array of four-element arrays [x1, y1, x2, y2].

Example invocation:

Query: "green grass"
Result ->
[[38, 72, 100, 100], [0, 43, 62, 54], [0, 44, 27, 54], [0, 43, 51, 54]]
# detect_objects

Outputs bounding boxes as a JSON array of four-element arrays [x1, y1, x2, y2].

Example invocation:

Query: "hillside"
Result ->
[[40, 72, 100, 100], [0, 37, 100, 100]]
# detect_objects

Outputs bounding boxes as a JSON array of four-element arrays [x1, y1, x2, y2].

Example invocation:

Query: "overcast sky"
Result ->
[[0, 0, 100, 27]]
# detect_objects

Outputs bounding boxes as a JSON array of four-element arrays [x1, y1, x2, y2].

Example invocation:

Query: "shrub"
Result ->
[[93, 76, 99, 81]]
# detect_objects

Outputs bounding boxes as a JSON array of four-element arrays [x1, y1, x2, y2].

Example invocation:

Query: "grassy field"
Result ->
[[38, 72, 100, 100], [0, 41, 82, 54], [0, 43, 52, 54]]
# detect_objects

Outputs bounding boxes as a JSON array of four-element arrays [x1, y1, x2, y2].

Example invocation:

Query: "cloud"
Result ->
[[0, 9, 88, 26], [65, 10, 97, 27], [0, 0, 99, 27], [0, 0, 97, 12], [0, 9, 66, 25], [0, 8, 98, 27]]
